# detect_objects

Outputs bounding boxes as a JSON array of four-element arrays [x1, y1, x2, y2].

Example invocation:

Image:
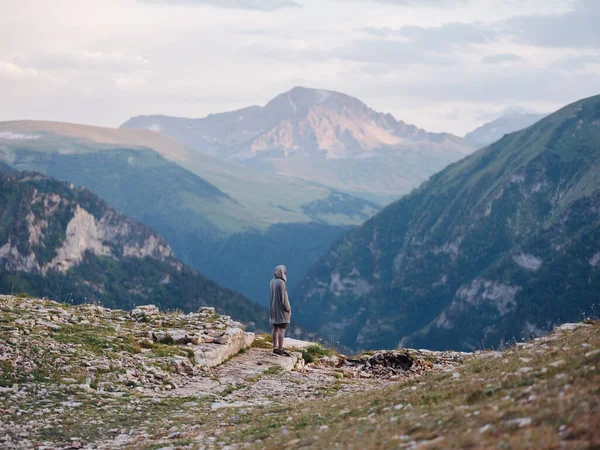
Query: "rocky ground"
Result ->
[[1, 295, 598, 449]]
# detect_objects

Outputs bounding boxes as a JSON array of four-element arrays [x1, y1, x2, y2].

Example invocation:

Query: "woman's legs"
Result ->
[[277, 327, 286, 350], [272, 325, 279, 350]]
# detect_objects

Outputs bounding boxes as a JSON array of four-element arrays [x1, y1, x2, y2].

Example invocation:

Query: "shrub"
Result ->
[[301, 344, 333, 363]]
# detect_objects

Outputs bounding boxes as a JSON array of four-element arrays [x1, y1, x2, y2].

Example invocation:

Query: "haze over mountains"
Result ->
[[0, 168, 266, 327], [2, 86, 597, 354], [0, 120, 377, 305], [293, 94, 600, 351], [465, 110, 548, 147], [122, 87, 476, 204]]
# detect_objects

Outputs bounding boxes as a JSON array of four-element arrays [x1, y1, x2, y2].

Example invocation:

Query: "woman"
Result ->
[[270, 265, 292, 356]]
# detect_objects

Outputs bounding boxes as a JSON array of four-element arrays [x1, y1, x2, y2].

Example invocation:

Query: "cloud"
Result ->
[[481, 53, 524, 64], [358, 21, 496, 53], [361, 0, 600, 53], [0, 61, 46, 80], [371, 0, 463, 5], [502, 0, 600, 48], [332, 39, 455, 66], [141, 0, 302, 10], [17, 50, 149, 72], [372, 65, 598, 105], [549, 54, 600, 70], [339, 21, 495, 66]]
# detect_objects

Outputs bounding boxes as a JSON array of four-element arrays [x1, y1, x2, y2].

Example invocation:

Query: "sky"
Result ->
[[1, 0, 599, 135]]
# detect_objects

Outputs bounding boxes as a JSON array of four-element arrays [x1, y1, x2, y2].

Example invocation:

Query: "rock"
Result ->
[[479, 424, 492, 434], [167, 329, 189, 344], [215, 335, 231, 345], [153, 331, 168, 343], [584, 349, 600, 358], [556, 323, 591, 332], [508, 417, 532, 428], [171, 357, 194, 376], [193, 331, 254, 367], [131, 305, 160, 322]]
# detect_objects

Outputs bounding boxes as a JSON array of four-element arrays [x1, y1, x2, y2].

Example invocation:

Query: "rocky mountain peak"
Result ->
[[119, 87, 475, 202], [264, 86, 371, 118]]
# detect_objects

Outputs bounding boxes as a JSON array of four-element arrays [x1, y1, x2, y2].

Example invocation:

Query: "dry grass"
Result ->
[[0, 120, 190, 162], [220, 321, 600, 449]]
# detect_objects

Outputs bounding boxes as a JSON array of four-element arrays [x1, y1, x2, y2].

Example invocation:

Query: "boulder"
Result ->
[[171, 356, 194, 375], [167, 329, 189, 344]]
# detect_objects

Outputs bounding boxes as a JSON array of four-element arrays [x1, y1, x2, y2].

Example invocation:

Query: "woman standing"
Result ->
[[270, 265, 292, 356]]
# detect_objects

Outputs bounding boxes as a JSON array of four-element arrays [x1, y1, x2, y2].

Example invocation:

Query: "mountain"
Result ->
[[121, 87, 476, 204], [0, 121, 377, 305], [293, 94, 600, 352], [0, 169, 267, 327], [465, 110, 547, 147]]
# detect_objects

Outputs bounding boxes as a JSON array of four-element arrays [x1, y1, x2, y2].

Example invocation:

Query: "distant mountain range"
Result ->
[[465, 110, 547, 147], [293, 94, 600, 352], [0, 169, 266, 328], [0, 120, 376, 305], [121, 87, 476, 204]]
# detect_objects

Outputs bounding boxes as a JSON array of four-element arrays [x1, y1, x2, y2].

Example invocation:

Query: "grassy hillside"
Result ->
[[0, 170, 267, 328], [294, 94, 600, 351]]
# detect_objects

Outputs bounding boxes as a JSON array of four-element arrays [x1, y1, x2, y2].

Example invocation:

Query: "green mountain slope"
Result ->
[[0, 170, 267, 328], [294, 94, 600, 351], [0, 121, 378, 305]]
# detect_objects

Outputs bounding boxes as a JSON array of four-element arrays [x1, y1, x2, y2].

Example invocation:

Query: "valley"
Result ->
[[293, 94, 600, 352]]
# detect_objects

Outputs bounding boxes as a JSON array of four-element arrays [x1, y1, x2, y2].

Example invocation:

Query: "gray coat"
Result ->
[[270, 265, 291, 324]]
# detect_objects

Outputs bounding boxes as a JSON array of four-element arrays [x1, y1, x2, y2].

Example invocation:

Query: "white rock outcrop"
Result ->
[[44, 206, 111, 274], [512, 252, 543, 271]]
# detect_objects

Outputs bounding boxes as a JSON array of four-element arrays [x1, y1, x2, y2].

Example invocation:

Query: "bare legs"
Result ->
[[277, 327, 286, 351], [272, 325, 279, 350], [272, 326, 287, 351]]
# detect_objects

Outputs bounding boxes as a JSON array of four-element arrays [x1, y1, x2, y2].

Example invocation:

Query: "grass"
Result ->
[[263, 366, 282, 376], [251, 334, 274, 349], [55, 325, 142, 355], [2, 294, 598, 449], [217, 321, 600, 449], [220, 384, 247, 397], [301, 344, 336, 363]]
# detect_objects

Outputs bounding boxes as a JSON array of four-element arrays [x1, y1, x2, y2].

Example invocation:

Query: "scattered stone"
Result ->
[[584, 349, 600, 358], [557, 323, 591, 332], [508, 417, 532, 428]]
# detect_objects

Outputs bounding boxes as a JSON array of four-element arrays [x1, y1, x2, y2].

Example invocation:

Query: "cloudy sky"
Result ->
[[1, 0, 599, 134]]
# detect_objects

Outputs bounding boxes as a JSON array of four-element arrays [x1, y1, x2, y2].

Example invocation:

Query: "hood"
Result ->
[[273, 265, 287, 283]]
